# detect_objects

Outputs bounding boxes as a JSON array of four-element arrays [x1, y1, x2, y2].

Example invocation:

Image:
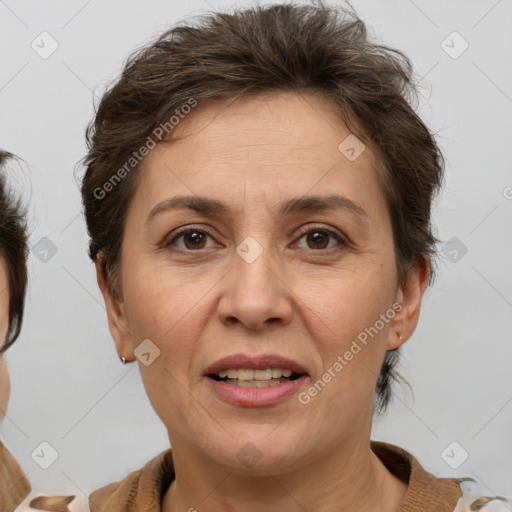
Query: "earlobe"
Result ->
[[94, 258, 134, 361], [387, 258, 430, 350]]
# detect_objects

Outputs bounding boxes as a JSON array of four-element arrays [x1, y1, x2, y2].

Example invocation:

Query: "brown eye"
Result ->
[[306, 231, 330, 249], [295, 227, 345, 251], [183, 231, 207, 249], [166, 228, 216, 251]]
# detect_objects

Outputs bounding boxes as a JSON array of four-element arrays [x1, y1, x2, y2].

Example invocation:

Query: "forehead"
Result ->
[[132, 91, 388, 220], [164, 92, 381, 168]]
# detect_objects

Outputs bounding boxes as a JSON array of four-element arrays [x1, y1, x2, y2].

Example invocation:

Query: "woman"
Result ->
[[0, 150, 30, 511], [0, 153, 88, 512], [81, 3, 510, 511]]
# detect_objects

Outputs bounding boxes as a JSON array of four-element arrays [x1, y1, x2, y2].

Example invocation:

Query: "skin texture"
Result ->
[[0, 258, 11, 421], [97, 92, 429, 512]]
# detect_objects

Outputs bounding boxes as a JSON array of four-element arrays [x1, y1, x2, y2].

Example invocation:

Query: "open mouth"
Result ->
[[208, 368, 304, 388]]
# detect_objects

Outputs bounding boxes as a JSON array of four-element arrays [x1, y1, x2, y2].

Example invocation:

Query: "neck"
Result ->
[[162, 436, 407, 512]]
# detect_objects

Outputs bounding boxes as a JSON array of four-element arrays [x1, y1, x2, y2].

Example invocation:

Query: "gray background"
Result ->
[[0, 0, 511, 499]]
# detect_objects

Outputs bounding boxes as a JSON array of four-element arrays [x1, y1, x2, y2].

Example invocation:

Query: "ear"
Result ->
[[95, 257, 135, 361], [387, 257, 430, 350]]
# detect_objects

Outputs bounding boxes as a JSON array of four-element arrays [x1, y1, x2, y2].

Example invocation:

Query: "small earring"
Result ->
[[399, 334, 403, 341], [121, 356, 127, 365]]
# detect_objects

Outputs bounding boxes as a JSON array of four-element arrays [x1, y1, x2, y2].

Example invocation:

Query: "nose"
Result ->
[[216, 244, 294, 331]]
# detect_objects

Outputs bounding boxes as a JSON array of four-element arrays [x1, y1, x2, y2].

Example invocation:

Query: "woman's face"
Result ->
[[0, 258, 11, 421], [100, 92, 427, 472]]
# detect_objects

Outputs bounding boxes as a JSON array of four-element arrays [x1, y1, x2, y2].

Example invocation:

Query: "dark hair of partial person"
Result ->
[[0, 151, 29, 353], [80, 0, 445, 415]]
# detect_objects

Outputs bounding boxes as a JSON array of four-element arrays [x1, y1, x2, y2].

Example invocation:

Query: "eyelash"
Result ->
[[164, 224, 349, 252]]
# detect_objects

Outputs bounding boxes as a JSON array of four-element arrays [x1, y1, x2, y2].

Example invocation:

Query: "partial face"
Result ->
[[102, 92, 425, 472], [0, 258, 11, 421]]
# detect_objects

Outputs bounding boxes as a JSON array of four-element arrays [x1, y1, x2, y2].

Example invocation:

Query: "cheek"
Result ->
[[123, 263, 214, 390], [122, 266, 216, 434], [124, 264, 209, 341], [301, 253, 396, 328], [295, 257, 397, 382]]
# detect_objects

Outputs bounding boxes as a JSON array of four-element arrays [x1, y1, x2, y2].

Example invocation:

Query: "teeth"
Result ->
[[224, 379, 283, 387], [238, 369, 254, 381], [254, 369, 272, 380], [217, 368, 294, 380]]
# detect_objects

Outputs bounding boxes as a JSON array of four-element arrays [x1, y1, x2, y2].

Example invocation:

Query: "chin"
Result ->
[[208, 431, 305, 475]]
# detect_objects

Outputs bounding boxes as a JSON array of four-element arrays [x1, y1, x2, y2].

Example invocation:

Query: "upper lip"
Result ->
[[204, 353, 309, 376]]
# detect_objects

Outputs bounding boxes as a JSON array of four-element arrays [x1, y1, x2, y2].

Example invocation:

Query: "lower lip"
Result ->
[[205, 375, 309, 407]]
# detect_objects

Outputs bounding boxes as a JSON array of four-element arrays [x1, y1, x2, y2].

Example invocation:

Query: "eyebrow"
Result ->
[[146, 194, 368, 223]]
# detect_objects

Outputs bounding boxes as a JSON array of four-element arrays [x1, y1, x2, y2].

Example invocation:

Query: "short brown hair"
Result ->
[[0, 151, 29, 353], [81, 1, 444, 414]]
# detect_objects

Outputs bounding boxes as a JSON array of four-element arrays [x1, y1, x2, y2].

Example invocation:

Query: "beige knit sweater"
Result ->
[[0, 441, 30, 512]]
